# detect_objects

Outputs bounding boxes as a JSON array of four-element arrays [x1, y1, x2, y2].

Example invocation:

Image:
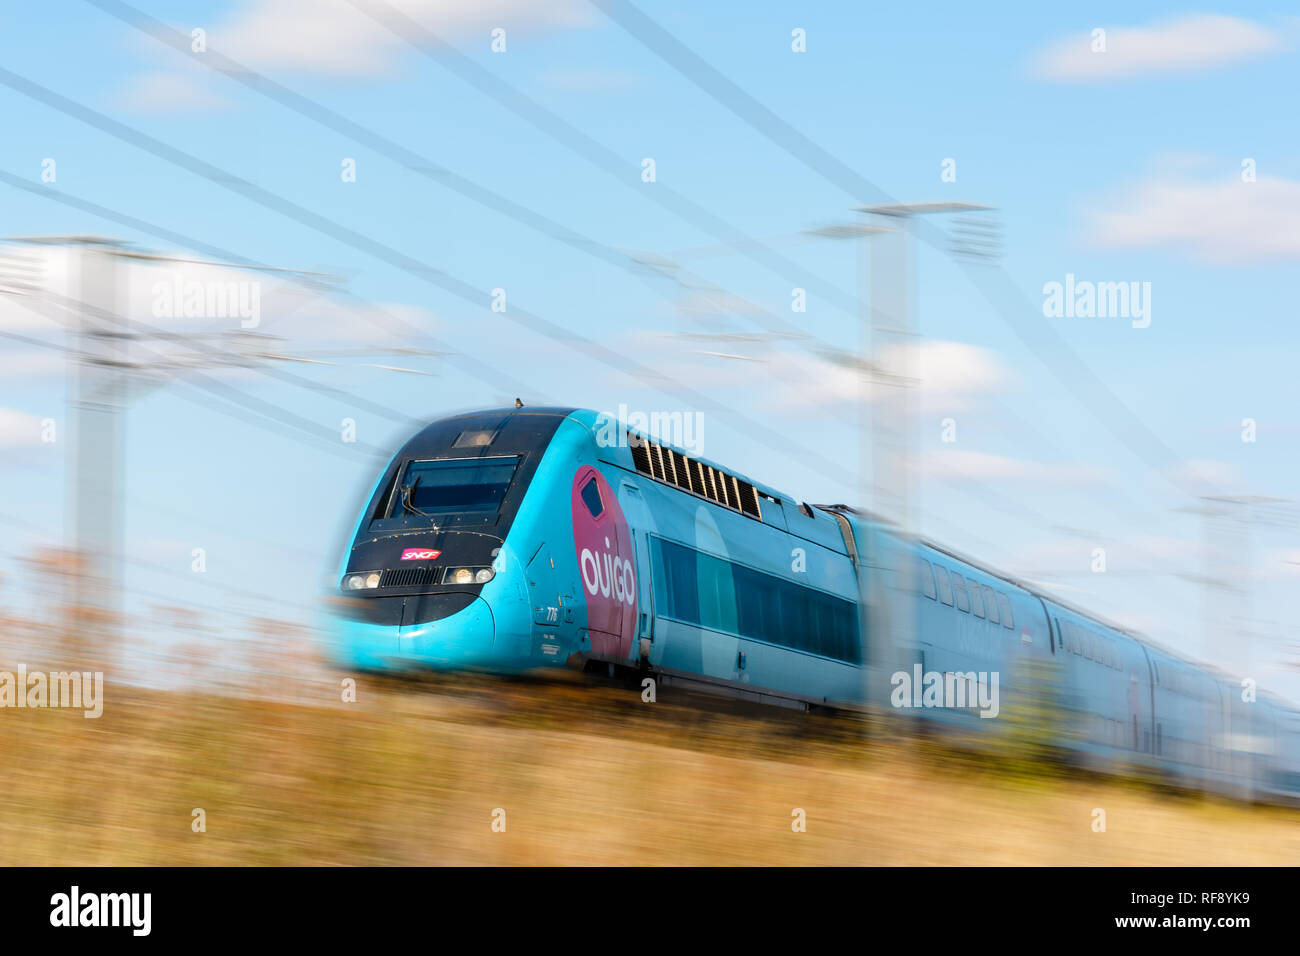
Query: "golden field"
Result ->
[[1, 670, 1296, 866]]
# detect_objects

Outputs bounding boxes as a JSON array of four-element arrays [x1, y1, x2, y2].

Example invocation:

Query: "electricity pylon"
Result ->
[[0, 236, 436, 668]]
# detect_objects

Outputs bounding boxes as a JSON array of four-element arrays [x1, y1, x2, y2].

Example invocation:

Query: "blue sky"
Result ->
[[1, 1, 1297, 698]]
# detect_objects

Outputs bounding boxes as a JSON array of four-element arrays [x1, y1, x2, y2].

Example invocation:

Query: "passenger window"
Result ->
[[580, 477, 604, 518], [969, 583, 985, 618], [934, 567, 954, 606], [952, 574, 970, 612], [997, 593, 1013, 629], [1067, 623, 1080, 655], [917, 559, 937, 600], [982, 585, 998, 624]]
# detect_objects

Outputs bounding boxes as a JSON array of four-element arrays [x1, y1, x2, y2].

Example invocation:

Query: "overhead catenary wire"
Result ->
[[0, 73, 859, 487]]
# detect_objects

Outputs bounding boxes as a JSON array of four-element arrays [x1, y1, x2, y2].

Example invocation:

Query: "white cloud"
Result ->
[[215, 0, 595, 77], [0, 243, 441, 380], [115, 71, 232, 113], [922, 449, 1108, 486], [1164, 458, 1243, 491], [775, 339, 1013, 411], [0, 408, 44, 450], [0, 350, 65, 381], [1088, 174, 1300, 263], [1272, 549, 1300, 577], [1031, 14, 1283, 82]]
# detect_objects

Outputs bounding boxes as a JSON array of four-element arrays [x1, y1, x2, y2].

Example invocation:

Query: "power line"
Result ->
[[0, 73, 858, 486], [0, 170, 544, 403], [587, 0, 1221, 504], [339, 0, 863, 319], [3, 286, 388, 460], [83, 0, 906, 422]]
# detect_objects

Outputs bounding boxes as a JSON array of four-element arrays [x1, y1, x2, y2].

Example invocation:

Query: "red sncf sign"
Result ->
[[400, 548, 441, 561]]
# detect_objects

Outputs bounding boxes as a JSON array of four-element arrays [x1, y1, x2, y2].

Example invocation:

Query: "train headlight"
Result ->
[[444, 566, 494, 585], [342, 571, 382, 591]]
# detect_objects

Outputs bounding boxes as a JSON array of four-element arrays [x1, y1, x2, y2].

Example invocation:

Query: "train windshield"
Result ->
[[370, 455, 520, 529], [398, 456, 518, 515]]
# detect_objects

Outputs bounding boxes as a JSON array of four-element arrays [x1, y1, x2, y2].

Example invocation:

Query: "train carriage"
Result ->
[[325, 406, 1300, 803]]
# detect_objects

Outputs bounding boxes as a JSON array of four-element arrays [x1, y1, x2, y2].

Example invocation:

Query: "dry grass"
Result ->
[[2, 673, 1296, 866]]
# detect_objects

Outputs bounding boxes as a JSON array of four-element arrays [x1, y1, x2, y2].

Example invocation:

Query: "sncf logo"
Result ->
[[580, 539, 636, 607], [400, 548, 441, 561]]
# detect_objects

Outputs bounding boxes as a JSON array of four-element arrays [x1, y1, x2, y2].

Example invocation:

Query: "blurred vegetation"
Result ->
[[1, 670, 1297, 865], [989, 655, 1073, 783], [1, 550, 1296, 865]]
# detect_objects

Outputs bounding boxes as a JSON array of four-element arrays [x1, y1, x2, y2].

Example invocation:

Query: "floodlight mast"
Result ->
[[814, 200, 997, 713], [0, 236, 400, 667]]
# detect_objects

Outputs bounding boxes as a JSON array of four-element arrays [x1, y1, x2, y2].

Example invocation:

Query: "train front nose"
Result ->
[[326, 589, 499, 671], [395, 593, 496, 667]]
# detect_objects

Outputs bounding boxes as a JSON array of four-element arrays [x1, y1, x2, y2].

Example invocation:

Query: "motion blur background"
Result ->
[[1, 1, 1298, 864]]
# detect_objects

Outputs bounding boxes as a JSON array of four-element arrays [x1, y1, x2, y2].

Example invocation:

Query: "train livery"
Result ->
[[326, 406, 1300, 803]]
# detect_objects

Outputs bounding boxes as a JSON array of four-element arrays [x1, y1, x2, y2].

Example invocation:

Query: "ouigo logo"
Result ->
[[571, 465, 637, 660], [400, 548, 441, 561]]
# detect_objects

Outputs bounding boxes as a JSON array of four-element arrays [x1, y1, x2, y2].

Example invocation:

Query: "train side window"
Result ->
[[997, 593, 1013, 629], [982, 585, 998, 624], [917, 559, 937, 600], [934, 567, 954, 606], [580, 477, 604, 518], [969, 583, 985, 618], [952, 574, 970, 612], [1083, 633, 1094, 660], [696, 550, 739, 635], [654, 538, 700, 624], [1067, 622, 1080, 655]]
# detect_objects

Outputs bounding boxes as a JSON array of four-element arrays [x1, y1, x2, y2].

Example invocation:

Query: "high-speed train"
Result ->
[[326, 406, 1300, 803]]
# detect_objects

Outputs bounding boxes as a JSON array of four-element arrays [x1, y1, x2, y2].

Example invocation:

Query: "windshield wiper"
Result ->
[[400, 476, 430, 517]]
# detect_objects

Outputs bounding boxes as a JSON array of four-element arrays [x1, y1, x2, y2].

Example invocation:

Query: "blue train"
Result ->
[[327, 405, 1300, 803]]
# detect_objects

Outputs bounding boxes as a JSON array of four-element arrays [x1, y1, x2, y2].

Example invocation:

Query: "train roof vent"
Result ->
[[627, 431, 762, 520]]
